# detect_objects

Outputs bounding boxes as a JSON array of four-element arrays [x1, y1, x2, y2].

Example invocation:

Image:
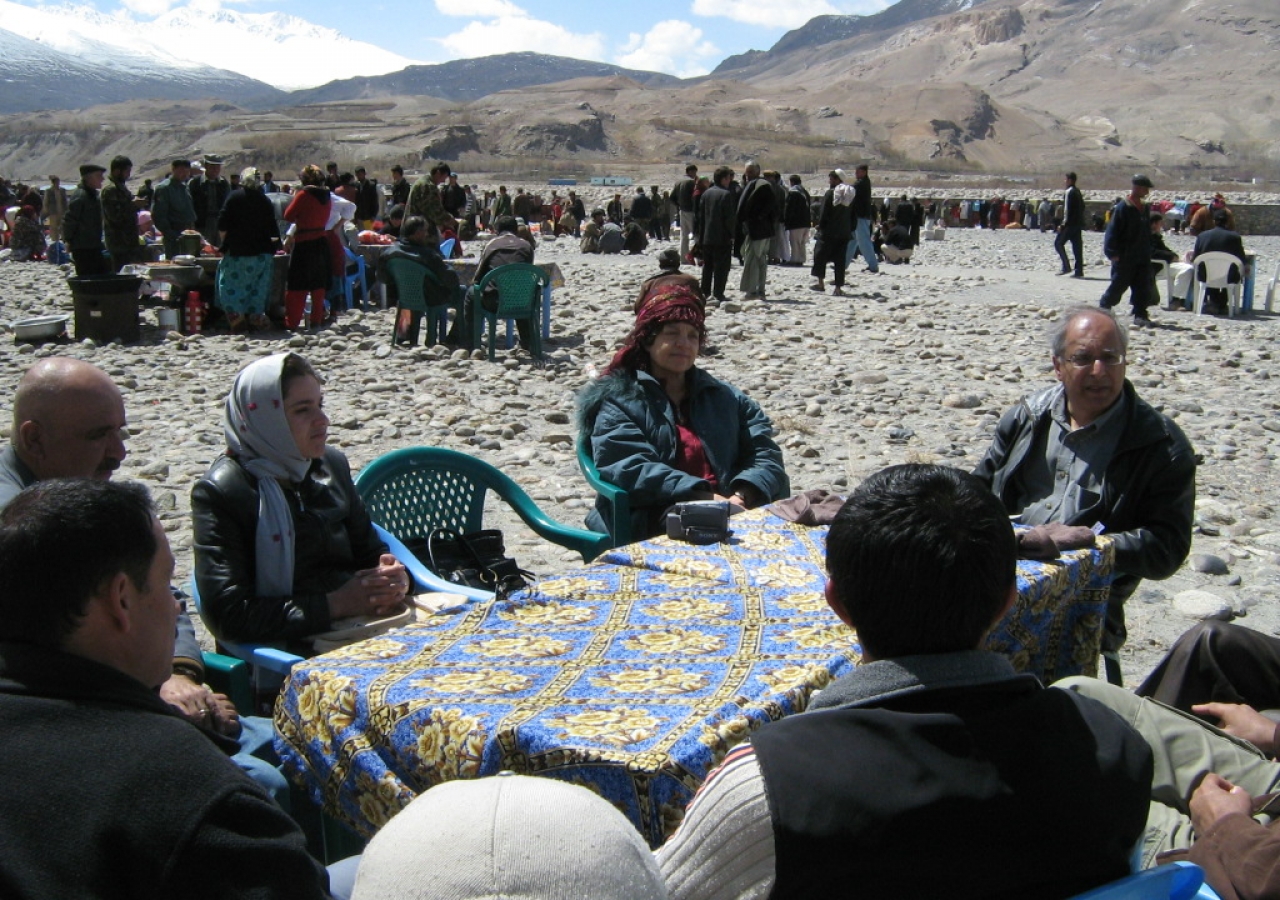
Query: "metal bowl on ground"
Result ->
[[12, 314, 70, 341]]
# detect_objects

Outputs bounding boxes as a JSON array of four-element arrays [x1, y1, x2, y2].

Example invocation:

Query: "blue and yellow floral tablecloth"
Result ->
[[274, 509, 1113, 846]]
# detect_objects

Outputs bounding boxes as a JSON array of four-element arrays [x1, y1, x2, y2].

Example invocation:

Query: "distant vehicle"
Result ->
[[589, 176, 633, 187], [548, 178, 578, 186]]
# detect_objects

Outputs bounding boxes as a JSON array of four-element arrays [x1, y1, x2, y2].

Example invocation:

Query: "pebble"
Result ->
[[1189, 553, 1231, 575], [1172, 590, 1234, 621], [2, 227, 1276, 683]]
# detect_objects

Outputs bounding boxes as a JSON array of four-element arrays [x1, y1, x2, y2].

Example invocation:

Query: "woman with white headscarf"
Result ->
[[192, 352, 408, 645]]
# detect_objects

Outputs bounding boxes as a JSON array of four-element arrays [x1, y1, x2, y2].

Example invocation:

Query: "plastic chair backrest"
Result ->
[[355, 446, 611, 563], [576, 437, 632, 547], [357, 447, 490, 538], [343, 246, 365, 309], [1069, 861, 1206, 900], [386, 256, 432, 312], [1195, 251, 1242, 287], [477, 263, 547, 319]]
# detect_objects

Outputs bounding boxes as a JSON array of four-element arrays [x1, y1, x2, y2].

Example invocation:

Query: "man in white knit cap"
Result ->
[[349, 773, 666, 900]]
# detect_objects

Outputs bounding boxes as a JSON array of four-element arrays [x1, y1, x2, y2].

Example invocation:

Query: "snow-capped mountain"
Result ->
[[0, 0, 421, 91], [0, 24, 284, 113]]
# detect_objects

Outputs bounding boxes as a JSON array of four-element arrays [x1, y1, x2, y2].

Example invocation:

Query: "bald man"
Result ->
[[0, 358, 284, 799], [0, 357, 127, 501]]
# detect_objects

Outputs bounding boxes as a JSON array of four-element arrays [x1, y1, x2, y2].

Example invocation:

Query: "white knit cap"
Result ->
[[349, 774, 667, 900]]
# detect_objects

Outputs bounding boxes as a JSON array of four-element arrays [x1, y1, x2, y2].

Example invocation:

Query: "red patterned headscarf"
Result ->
[[604, 284, 706, 375]]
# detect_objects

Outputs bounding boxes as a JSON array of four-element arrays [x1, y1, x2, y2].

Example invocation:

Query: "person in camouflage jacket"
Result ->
[[101, 155, 141, 271]]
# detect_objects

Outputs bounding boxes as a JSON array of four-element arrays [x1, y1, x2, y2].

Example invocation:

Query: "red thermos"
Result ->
[[184, 291, 204, 334]]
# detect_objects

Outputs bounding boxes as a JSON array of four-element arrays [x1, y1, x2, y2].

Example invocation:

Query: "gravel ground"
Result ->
[[1, 222, 1277, 686]]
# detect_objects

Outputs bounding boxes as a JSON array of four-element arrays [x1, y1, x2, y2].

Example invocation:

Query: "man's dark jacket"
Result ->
[[753, 651, 1152, 899], [61, 180, 103, 251], [696, 185, 737, 248], [852, 173, 874, 220], [1063, 184, 1085, 229], [783, 186, 811, 230], [0, 642, 330, 899], [737, 177, 777, 240], [814, 189, 853, 243], [1192, 226, 1247, 281], [973, 381, 1196, 639], [189, 174, 229, 225]]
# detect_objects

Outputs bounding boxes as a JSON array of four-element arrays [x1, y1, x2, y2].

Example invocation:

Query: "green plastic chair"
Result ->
[[355, 446, 611, 569], [202, 650, 252, 714], [470, 263, 549, 360], [576, 437, 633, 547], [386, 255, 459, 346]]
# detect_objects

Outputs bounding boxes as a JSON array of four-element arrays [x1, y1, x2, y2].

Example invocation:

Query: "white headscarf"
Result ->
[[223, 352, 316, 598]]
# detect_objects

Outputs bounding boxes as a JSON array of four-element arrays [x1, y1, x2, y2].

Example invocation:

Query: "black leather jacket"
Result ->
[[192, 447, 386, 644]]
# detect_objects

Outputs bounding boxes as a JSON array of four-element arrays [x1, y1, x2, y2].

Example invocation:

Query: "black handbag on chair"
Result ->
[[408, 528, 532, 601]]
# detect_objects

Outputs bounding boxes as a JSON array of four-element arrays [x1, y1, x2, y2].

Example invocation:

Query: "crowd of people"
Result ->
[[0, 160, 1271, 898]]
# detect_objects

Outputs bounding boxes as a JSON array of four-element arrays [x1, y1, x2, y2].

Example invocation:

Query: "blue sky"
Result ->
[[113, 0, 892, 78]]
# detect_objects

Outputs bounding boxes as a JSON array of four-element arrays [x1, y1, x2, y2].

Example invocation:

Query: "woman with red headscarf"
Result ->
[[576, 283, 789, 541]]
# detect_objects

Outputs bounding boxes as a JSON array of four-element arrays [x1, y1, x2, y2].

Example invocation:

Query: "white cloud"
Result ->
[[436, 15, 606, 61], [616, 20, 719, 79], [691, 0, 854, 29], [433, 0, 525, 17]]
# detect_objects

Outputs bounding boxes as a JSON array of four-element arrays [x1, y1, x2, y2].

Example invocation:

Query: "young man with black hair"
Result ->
[[658, 464, 1152, 899], [0, 480, 331, 898]]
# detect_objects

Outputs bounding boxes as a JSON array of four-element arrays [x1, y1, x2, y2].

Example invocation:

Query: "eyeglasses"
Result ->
[[1061, 352, 1126, 368]]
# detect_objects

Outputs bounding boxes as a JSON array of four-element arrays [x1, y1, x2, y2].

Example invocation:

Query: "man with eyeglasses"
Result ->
[[973, 307, 1196, 685]]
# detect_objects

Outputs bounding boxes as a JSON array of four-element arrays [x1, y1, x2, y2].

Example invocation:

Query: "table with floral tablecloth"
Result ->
[[274, 509, 1112, 846]]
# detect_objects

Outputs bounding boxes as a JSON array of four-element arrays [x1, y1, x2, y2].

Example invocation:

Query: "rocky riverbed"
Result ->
[[1, 224, 1277, 685]]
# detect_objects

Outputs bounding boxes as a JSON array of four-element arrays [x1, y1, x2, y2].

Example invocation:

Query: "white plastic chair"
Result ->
[[1264, 257, 1279, 313], [1155, 260, 1194, 310], [1191, 251, 1244, 317]]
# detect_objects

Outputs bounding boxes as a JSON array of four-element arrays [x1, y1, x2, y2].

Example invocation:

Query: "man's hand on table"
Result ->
[[1017, 524, 1097, 560], [1191, 773, 1255, 833], [160, 672, 243, 738], [1193, 702, 1279, 757]]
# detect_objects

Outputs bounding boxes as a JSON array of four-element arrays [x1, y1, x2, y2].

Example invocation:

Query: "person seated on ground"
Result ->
[[634, 248, 704, 313], [580, 208, 607, 253], [0, 479, 331, 898], [972, 306, 1196, 685], [623, 219, 649, 254], [376, 215, 460, 347], [600, 219, 626, 255], [463, 214, 535, 352], [658, 464, 1153, 899], [7, 205, 45, 261], [1136, 620, 1280, 751], [347, 774, 665, 900], [576, 288, 788, 542], [1060, 674, 1280, 899], [192, 353, 410, 648], [881, 217, 914, 264], [1190, 207, 1248, 315]]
